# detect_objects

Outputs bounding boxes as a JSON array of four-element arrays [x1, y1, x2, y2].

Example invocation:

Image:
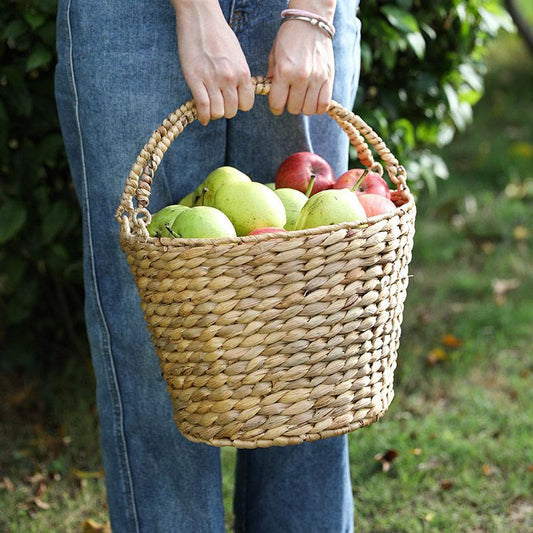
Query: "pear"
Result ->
[[294, 189, 366, 230], [170, 206, 237, 239], [193, 166, 251, 206], [213, 182, 286, 236], [274, 188, 308, 231], [178, 191, 195, 206], [146, 204, 189, 237]]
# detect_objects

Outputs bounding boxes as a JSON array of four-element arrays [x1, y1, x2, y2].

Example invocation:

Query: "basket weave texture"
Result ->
[[116, 78, 416, 448]]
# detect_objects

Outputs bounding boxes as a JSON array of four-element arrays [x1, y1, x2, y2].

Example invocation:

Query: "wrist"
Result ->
[[171, 0, 221, 16], [287, 0, 336, 23]]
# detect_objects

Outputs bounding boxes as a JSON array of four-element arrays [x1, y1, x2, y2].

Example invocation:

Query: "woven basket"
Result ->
[[116, 77, 416, 449]]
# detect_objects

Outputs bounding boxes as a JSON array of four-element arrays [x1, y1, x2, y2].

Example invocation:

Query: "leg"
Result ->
[[228, 1, 361, 531], [55, 1, 235, 530]]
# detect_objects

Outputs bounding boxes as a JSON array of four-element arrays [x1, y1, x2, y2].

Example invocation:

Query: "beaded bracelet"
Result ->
[[280, 8, 336, 40]]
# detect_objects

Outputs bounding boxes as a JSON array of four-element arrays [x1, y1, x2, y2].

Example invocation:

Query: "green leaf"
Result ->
[[381, 6, 419, 33], [26, 44, 52, 71], [23, 10, 46, 30], [5, 277, 38, 324], [458, 64, 483, 92], [406, 32, 426, 59], [42, 201, 71, 244], [0, 200, 28, 244], [2, 19, 28, 40]]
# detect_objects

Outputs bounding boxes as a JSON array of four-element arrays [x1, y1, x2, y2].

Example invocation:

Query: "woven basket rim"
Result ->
[[121, 194, 415, 248]]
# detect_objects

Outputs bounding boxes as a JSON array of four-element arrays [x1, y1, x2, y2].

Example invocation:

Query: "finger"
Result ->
[[222, 86, 239, 119], [207, 86, 225, 121], [191, 83, 210, 126], [237, 80, 255, 112], [317, 78, 333, 115], [269, 79, 289, 116], [301, 82, 322, 116], [286, 82, 307, 115]]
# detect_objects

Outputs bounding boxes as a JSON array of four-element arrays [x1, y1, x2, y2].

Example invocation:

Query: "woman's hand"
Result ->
[[267, 6, 335, 116], [172, 0, 255, 125]]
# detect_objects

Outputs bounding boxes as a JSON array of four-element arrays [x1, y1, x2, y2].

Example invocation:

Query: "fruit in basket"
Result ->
[[178, 192, 195, 206], [248, 227, 287, 235], [170, 206, 236, 238], [214, 182, 286, 236], [146, 204, 189, 237], [294, 189, 366, 230], [274, 188, 308, 231], [193, 166, 251, 206], [275, 152, 335, 196], [358, 193, 396, 217], [335, 168, 391, 199]]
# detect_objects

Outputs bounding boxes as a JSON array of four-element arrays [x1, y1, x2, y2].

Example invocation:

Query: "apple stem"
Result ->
[[201, 187, 208, 206], [165, 223, 179, 238], [351, 169, 369, 192], [305, 176, 316, 198]]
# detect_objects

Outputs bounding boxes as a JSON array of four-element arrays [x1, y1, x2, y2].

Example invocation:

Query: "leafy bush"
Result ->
[[0, 0, 86, 372], [0, 0, 513, 373], [357, 0, 513, 193]]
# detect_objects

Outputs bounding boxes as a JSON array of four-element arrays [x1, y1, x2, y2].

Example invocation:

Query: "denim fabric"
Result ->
[[55, 1, 361, 531]]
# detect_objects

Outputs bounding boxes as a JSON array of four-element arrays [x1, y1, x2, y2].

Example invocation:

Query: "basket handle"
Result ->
[[115, 76, 407, 231]]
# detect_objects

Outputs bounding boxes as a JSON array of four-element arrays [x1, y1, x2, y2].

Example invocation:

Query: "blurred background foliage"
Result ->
[[356, 0, 513, 194], [0, 0, 517, 374]]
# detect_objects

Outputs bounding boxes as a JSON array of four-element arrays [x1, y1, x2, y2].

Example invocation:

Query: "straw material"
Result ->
[[116, 77, 416, 448]]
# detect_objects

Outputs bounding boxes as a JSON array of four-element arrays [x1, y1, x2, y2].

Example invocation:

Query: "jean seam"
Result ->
[[65, 1, 140, 531]]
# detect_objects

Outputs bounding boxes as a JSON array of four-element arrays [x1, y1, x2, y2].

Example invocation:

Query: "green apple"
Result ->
[[178, 191, 195, 206], [274, 188, 308, 231], [264, 182, 276, 190], [193, 166, 251, 206], [146, 204, 189, 237], [213, 181, 286, 236], [170, 206, 237, 238], [294, 189, 366, 230]]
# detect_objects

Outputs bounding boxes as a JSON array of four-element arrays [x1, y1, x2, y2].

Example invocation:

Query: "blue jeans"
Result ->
[[55, 1, 361, 531]]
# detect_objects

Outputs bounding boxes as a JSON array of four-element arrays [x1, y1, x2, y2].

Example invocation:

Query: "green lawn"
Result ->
[[1, 22, 532, 533]]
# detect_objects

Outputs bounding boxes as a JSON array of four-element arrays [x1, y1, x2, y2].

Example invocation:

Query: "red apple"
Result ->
[[275, 152, 335, 196], [334, 168, 391, 199], [358, 193, 396, 217], [248, 227, 287, 236]]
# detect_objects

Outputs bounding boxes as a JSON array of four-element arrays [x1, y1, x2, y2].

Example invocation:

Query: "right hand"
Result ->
[[172, 0, 255, 126]]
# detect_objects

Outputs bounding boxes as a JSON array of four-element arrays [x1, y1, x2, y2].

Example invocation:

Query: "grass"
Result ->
[[1, 22, 533, 533]]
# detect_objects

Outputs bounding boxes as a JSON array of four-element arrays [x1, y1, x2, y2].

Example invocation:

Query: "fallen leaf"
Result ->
[[34, 480, 47, 498], [27, 472, 46, 486], [32, 497, 51, 510], [375, 449, 399, 472], [492, 278, 520, 306], [0, 477, 14, 492], [82, 519, 112, 533], [424, 512, 435, 523], [482, 463, 494, 476], [427, 347, 447, 366], [409, 448, 422, 455], [509, 141, 533, 159], [440, 479, 454, 490], [512, 226, 530, 241], [442, 334, 462, 348], [481, 241, 495, 255], [71, 468, 105, 480], [527, 464, 533, 472], [6, 383, 34, 407]]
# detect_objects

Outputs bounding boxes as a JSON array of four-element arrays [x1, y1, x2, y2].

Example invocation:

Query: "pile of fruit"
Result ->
[[146, 152, 397, 239]]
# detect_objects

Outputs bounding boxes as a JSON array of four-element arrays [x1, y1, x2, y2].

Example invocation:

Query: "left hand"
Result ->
[[267, 19, 334, 116]]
